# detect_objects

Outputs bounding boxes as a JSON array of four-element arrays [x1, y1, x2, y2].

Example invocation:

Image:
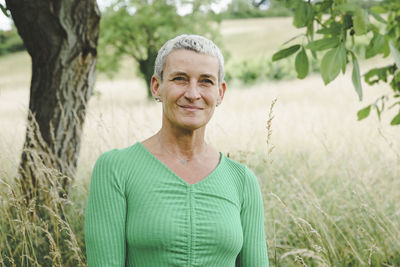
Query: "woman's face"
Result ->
[[151, 49, 226, 131]]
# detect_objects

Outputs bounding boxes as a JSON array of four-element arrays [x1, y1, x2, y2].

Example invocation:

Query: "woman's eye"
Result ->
[[172, 77, 185, 81], [201, 79, 214, 85]]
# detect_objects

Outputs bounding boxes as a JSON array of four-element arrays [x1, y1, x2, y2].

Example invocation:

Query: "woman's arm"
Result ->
[[236, 167, 269, 267], [85, 151, 127, 266]]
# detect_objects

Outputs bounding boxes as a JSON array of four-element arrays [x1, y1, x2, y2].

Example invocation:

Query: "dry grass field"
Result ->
[[1, 17, 399, 266]]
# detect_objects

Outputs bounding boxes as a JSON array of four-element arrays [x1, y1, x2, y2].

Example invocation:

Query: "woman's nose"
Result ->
[[184, 80, 201, 101]]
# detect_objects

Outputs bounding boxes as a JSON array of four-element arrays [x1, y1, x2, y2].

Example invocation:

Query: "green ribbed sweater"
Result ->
[[85, 142, 269, 266]]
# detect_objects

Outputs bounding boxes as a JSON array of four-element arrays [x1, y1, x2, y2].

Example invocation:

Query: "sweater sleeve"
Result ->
[[236, 167, 269, 267], [85, 151, 127, 267]]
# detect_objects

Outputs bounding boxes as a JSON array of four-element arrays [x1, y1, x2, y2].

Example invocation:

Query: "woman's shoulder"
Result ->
[[220, 154, 258, 184], [94, 142, 146, 167], [220, 154, 253, 172]]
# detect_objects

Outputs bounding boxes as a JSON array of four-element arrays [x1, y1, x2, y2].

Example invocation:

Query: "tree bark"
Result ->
[[138, 46, 157, 99], [6, 0, 100, 199]]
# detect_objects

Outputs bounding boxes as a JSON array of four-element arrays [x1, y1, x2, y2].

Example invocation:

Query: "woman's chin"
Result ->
[[175, 117, 209, 131]]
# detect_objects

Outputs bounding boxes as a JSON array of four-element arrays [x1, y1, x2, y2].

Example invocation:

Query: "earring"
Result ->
[[154, 97, 161, 102]]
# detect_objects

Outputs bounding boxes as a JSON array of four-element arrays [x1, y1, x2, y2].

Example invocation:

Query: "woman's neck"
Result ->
[[157, 125, 207, 160]]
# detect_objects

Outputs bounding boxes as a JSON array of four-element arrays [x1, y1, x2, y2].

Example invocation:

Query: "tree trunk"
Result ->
[[6, 0, 100, 200], [138, 49, 157, 99]]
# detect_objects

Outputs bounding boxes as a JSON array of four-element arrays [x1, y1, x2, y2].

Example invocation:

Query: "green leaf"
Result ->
[[391, 112, 400, 125], [352, 57, 362, 101], [383, 39, 390, 57], [306, 37, 339, 51], [283, 34, 304, 45], [389, 41, 400, 70], [316, 22, 341, 36], [370, 11, 387, 24], [341, 47, 347, 74], [293, 1, 314, 28], [320, 44, 346, 85], [336, 3, 358, 13], [364, 67, 389, 85], [272, 45, 301, 61], [370, 5, 386, 14], [366, 33, 385, 59], [336, 4, 368, 35], [343, 14, 353, 30], [357, 105, 371, 120], [0, 4, 9, 17], [295, 48, 309, 79], [353, 9, 369, 35]]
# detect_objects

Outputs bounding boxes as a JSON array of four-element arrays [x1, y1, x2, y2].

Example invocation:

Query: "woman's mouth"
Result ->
[[179, 105, 204, 111]]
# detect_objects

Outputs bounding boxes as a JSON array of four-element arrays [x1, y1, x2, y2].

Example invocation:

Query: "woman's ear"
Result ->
[[217, 81, 227, 106], [151, 75, 162, 101]]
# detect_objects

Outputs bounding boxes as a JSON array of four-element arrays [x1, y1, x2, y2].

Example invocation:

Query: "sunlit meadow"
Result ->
[[1, 17, 399, 266]]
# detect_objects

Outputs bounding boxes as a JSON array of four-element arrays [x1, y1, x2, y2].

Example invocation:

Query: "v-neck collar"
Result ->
[[135, 142, 224, 187]]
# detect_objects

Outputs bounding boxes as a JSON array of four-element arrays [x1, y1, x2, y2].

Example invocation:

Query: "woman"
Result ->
[[85, 34, 269, 266]]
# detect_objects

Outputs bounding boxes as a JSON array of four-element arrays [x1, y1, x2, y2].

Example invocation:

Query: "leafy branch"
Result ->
[[272, 0, 400, 125]]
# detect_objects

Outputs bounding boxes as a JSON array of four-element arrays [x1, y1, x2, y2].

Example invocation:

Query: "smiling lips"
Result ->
[[178, 105, 204, 111]]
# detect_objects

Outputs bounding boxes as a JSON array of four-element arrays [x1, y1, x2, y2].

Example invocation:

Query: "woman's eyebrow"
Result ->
[[169, 72, 188, 77], [168, 72, 216, 81], [200, 74, 217, 81]]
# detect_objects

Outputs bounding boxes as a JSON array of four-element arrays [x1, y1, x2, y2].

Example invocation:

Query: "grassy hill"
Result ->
[[221, 17, 303, 59]]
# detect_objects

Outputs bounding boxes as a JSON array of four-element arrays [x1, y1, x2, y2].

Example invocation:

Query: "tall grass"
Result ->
[[260, 145, 400, 266], [0, 145, 87, 266], [1, 74, 399, 265]]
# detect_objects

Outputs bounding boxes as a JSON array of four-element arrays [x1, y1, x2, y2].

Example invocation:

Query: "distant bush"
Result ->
[[225, 53, 323, 85], [226, 57, 296, 84], [0, 28, 25, 56], [264, 60, 296, 81]]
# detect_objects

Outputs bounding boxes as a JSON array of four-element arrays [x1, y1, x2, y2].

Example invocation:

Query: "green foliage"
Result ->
[[294, 48, 308, 79], [306, 37, 339, 51], [389, 41, 400, 69], [320, 44, 347, 85], [0, 3, 10, 17], [352, 56, 363, 100], [226, 57, 298, 84], [357, 104, 371, 120], [0, 6, 24, 56], [227, 50, 324, 84], [365, 33, 385, 59], [273, 0, 400, 125], [98, 0, 221, 98], [272, 44, 300, 61], [0, 27, 25, 56], [273, 45, 319, 80], [292, 0, 314, 28], [391, 111, 400, 125]]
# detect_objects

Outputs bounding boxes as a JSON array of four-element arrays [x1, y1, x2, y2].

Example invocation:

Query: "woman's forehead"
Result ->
[[163, 49, 219, 76]]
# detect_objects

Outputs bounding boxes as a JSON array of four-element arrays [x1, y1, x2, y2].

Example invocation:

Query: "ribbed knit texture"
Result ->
[[85, 142, 269, 267]]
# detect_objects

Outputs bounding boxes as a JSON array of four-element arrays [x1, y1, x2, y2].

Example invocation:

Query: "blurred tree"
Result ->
[[219, 0, 291, 19], [272, 0, 400, 125], [2, 0, 100, 200], [98, 0, 220, 98], [251, 0, 270, 9], [0, 26, 25, 56]]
